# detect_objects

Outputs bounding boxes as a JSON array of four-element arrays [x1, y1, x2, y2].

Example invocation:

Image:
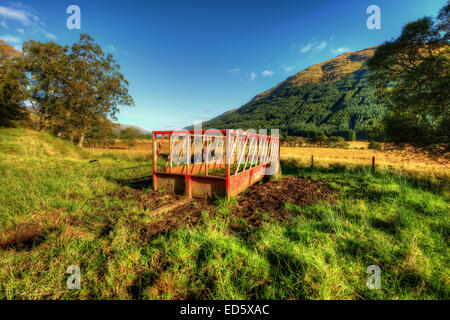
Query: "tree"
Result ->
[[0, 41, 28, 127], [367, 2, 450, 146], [84, 118, 117, 148], [1, 35, 134, 146], [348, 129, 356, 141], [120, 127, 140, 149], [65, 34, 134, 147], [21, 40, 70, 131]]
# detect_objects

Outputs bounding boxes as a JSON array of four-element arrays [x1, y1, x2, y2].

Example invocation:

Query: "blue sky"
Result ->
[[0, 0, 447, 131]]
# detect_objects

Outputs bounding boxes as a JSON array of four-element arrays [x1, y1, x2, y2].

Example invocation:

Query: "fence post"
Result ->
[[372, 156, 375, 172], [225, 130, 231, 201], [205, 133, 209, 176], [169, 134, 172, 173], [311, 155, 314, 168], [186, 134, 192, 198], [152, 132, 157, 191]]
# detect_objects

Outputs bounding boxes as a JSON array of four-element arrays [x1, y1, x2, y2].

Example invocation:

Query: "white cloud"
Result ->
[[0, 4, 56, 40], [300, 42, 313, 54], [261, 70, 274, 77], [331, 47, 350, 55], [228, 67, 240, 74], [0, 5, 33, 26], [40, 29, 56, 40], [1, 34, 21, 44], [105, 44, 117, 52], [281, 64, 294, 74], [249, 72, 257, 80], [300, 39, 328, 54]]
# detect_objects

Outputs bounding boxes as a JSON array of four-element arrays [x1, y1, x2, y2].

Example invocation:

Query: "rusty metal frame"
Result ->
[[152, 130, 280, 200]]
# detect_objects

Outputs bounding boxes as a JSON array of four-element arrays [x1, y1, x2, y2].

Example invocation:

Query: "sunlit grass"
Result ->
[[0, 128, 448, 300], [281, 146, 450, 178]]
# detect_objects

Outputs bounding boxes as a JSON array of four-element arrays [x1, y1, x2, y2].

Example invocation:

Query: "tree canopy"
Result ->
[[0, 41, 28, 127], [1, 34, 134, 147], [368, 2, 449, 146]]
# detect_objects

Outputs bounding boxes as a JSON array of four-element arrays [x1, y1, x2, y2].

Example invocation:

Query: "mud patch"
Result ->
[[0, 211, 61, 250], [233, 177, 338, 228], [0, 223, 44, 249], [138, 177, 338, 240], [98, 189, 185, 211], [138, 199, 213, 241]]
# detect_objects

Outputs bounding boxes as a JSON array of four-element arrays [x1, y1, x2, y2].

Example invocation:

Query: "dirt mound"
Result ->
[[131, 177, 338, 240], [138, 199, 212, 241], [0, 223, 44, 249], [96, 189, 185, 211], [233, 177, 338, 228], [0, 211, 61, 250]]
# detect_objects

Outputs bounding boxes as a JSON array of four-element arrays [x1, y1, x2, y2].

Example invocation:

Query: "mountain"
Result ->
[[201, 47, 386, 139], [113, 123, 151, 135]]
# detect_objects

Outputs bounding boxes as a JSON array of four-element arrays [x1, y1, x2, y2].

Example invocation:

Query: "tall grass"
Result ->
[[0, 128, 448, 299]]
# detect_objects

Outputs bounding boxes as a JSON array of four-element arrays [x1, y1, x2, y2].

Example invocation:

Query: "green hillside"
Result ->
[[202, 47, 386, 139], [0, 128, 90, 159]]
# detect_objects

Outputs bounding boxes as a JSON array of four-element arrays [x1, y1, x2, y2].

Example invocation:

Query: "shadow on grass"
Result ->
[[264, 248, 308, 299], [369, 217, 397, 236], [0, 223, 50, 251], [104, 164, 154, 190], [127, 271, 160, 300], [109, 175, 153, 189]]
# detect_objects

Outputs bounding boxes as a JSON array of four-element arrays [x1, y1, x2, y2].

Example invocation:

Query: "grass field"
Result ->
[[281, 145, 449, 177], [0, 128, 449, 299]]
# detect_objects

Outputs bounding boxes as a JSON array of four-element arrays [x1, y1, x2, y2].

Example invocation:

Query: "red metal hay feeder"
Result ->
[[152, 129, 280, 200]]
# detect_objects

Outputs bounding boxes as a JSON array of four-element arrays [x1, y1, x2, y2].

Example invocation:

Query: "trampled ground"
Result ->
[[0, 128, 449, 299]]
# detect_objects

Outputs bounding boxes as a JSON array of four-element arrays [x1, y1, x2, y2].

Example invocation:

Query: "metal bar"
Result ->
[[157, 134, 166, 156], [169, 134, 173, 173], [152, 132, 157, 190], [234, 135, 249, 175], [176, 135, 187, 166], [249, 135, 257, 170], [186, 134, 192, 198], [244, 135, 256, 171], [229, 132, 238, 166], [225, 130, 231, 201], [205, 133, 209, 176], [153, 129, 274, 140], [190, 134, 196, 174]]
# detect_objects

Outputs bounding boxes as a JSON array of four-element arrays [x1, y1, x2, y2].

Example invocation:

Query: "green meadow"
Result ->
[[0, 128, 448, 299]]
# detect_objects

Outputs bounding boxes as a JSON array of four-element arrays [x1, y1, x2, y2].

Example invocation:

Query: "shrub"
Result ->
[[330, 142, 350, 149], [348, 129, 356, 141], [368, 141, 382, 150], [329, 136, 345, 143]]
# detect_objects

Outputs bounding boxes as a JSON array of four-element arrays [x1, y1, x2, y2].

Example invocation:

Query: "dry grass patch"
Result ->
[[281, 146, 449, 177]]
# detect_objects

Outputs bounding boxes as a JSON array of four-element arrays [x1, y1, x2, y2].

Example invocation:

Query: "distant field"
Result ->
[[2, 129, 448, 300], [281, 145, 449, 177], [91, 140, 449, 178], [89, 140, 153, 162]]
